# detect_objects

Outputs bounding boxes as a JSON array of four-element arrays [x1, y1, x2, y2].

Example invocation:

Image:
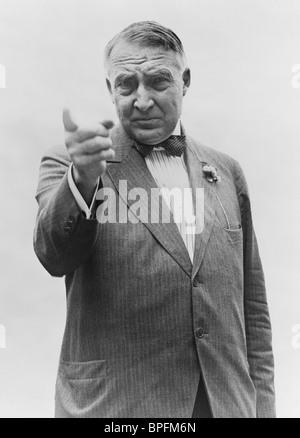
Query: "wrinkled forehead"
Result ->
[[106, 40, 183, 78]]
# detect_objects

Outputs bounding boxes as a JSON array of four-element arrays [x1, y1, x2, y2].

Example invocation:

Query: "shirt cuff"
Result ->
[[67, 164, 99, 219]]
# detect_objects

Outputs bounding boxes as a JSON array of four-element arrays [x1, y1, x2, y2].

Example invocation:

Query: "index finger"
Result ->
[[63, 108, 78, 133], [74, 120, 115, 143]]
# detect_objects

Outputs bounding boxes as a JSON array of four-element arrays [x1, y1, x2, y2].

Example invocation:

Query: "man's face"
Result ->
[[106, 41, 190, 145]]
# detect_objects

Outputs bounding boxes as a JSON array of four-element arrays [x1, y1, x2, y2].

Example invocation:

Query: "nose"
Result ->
[[133, 85, 154, 112]]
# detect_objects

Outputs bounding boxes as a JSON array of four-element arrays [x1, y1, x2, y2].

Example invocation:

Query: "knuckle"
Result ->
[[65, 135, 73, 148], [94, 136, 112, 150], [76, 129, 84, 141], [68, 143, 81, 159], [102, 137, 113, 149], [97, 125, 109, 137], [99, 148, 114, 161], [94, 137, 105, 148], [107, 148, 115, 158], [80, 156, 89, 167], [72, 155, 80, 166]]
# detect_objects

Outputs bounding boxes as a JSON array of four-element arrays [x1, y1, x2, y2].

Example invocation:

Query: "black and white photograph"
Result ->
[[0, 0, 299, 419]]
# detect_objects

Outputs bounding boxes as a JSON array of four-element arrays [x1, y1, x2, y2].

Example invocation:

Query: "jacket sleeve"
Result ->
[[33, 145, 99, 277], [234, 160, 276, 418]]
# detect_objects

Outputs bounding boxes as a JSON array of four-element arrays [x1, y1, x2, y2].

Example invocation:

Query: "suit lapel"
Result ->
[[106, 125, 192, 277], [184, 135, 218, 278]]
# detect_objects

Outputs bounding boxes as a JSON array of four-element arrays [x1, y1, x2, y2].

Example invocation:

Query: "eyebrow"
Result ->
[[142, 68, 173, 79], [114, 73, 135, 85], [114, 68, 173, 85]]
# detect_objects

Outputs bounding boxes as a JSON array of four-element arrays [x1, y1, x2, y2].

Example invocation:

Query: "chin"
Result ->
[[131, 128, 169, 146]]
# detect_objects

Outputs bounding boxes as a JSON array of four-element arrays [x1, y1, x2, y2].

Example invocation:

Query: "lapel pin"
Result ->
[[202, 164, 221, 183]]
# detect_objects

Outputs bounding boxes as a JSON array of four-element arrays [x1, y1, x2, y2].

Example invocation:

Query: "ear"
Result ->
[[106, 78, 114, 103], [182, 68, 191, 96]]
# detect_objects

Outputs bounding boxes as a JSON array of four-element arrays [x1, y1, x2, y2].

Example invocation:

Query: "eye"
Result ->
[[117, 78, 136, 94], [152, 77, 169, 90], [121, 79, 133, 88]]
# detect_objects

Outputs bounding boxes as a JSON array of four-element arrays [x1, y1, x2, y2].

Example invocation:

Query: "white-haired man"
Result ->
[[34, 21, 275, 418]]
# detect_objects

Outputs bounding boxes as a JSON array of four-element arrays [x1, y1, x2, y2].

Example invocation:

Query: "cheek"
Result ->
[[162, 85, 183, 107], [162, 92, 183, 116], [114, 96, 132, 119]]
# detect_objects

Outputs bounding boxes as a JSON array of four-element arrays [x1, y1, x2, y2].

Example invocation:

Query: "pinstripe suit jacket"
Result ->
[[34, 125, 275, 418]]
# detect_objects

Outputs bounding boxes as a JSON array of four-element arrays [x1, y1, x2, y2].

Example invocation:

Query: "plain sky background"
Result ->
[[0, 0, 300, 418]]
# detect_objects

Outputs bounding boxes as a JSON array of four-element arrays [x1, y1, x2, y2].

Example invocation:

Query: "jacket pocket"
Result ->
[[59, 359, 107, 380], [55, 360, 107, 418], [223, 226, 243, 245]]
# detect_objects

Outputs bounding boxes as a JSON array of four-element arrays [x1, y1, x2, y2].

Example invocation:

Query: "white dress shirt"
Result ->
[[68, 121, 195, 262]]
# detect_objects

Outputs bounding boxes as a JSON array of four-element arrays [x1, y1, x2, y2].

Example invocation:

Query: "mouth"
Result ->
[[132, 117, 159, 122], [132, 118, 160, 128]]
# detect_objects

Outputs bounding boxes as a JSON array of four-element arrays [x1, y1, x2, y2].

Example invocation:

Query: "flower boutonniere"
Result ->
[[202, 164, 221, 183]]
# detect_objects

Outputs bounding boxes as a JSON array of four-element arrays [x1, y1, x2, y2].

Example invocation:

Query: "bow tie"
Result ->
[[134, 135, 186, 158]]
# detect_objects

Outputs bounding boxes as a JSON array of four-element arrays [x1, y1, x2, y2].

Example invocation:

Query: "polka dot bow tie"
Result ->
[[135, 135, 186, 158]]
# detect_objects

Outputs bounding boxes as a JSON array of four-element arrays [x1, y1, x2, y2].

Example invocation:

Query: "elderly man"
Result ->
[[34, 21, 275, 418]]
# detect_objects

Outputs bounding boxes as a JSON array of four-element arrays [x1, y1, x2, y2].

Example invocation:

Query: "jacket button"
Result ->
[[196, 327, 205, 339], [193, 278, 200, 287], [64, 225, 71, 234], [68, 215, 75, 224]]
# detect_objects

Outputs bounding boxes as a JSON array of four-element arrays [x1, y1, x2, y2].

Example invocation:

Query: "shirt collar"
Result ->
[[172, 120, 181, 136]]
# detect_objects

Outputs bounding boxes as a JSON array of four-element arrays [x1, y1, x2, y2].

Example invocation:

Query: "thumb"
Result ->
[[63, 107, 78, 132]]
